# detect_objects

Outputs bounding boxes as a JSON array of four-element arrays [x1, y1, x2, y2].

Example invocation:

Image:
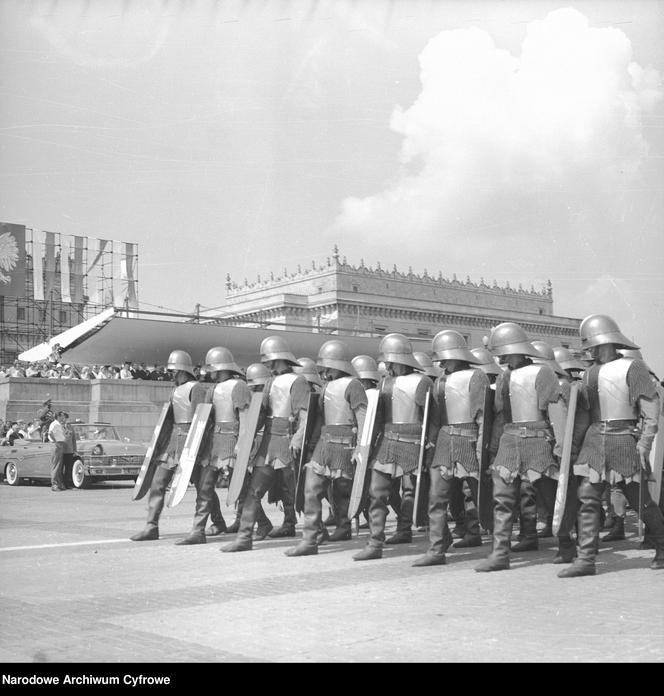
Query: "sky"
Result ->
[[1, 0, 663, 375]]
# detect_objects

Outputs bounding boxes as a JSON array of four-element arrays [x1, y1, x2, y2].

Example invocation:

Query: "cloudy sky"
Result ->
[[1, 0, 663, 374]]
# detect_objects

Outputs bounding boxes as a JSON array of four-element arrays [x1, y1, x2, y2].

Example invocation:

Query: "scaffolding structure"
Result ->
[[0, 226, 138, 364]]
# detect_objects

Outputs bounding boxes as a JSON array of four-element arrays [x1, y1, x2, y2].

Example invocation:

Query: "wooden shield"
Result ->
[[166, 403, 214, 508], [348, 388, 380, 521], [648, 412, 664, 506], [295, 391, 321, 514], [226, 391, 263, 507], [132, 402, 173, 501], [477, 387, 495, 532]]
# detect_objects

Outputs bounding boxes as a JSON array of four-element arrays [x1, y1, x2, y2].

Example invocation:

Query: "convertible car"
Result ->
[[1, 423, 147, 489]]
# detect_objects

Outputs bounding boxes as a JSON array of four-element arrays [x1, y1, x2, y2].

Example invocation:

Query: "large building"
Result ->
[[216, 247, 581, 350], [0, 222, 138, 363]]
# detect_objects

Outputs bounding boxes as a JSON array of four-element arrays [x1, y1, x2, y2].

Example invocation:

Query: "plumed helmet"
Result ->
[[579, 314, 639, 350], [531, 340, 566, 377], [167, 349, 196, 376], [553, 347, 586, 372], [469, 347, 502, 376], [245, 362, 271, 387], [259, 335, 300, 366], [204, 346, 243, 375], [432, 330, 481, 364], [316, 339, 355, 375], [294, 357, 323, 385], [413, 352, 439, 378], [378, 333, 421, 370], [487, 323, 540, 358], [351, 355, 380, 382]]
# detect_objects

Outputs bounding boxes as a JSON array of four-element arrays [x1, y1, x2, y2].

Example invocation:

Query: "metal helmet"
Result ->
[[316, 339, 354, 375], [618, 348, 643, 360], [377, 361, 389, 378], [579, 314, 639, 350], [378, 333, 421, 370], [531, 340, 566, 377], [166, 349, 196, 376], [553, 347, 586, 372], [487, 323, 539, 358], [245, 362, 271, 387], [413, 352, 439, 378], [204, 346, 243, 375], [432, 330, 480, 364], [469, 347, 502, 376], [259, 335, 300, 366], [351, 355, 380, 382], [294, 357, 323, 385]]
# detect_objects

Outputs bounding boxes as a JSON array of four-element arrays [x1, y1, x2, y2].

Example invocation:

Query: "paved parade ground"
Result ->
[[0, 482, 662, 664]]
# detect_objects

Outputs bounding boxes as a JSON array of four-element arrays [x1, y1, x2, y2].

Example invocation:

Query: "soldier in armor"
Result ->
[[225, 363, 274, 539], [130, 350, 210, 542], [475, 323, 569, 572], [353, 334, 434, 561], [559, 315, 664, 576], [286, 340, 367, 556], [175, 347, 249, 545], [553, 347, 586, 381], [222, 336, 310, 552], [413, 331, 489, 566], [470, 347, 503, 385]]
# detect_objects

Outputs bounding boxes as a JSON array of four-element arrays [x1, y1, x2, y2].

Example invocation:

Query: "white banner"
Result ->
[[60, 235, 72, 303], [32, 228, 44, 301], [113, 239, 123, 306]]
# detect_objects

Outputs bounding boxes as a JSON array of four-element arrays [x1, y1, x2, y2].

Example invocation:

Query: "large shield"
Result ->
[[226, 391, 263, 507], [132, 402, 174, 501], [348, 388, 380, 520], [295, 391, 320, 514], [166, 403, 214, 508], [648, 412, 664, 506], [412, 390, 432, 528], [552, 382, 579, 536], [477, 387, 495, 532]]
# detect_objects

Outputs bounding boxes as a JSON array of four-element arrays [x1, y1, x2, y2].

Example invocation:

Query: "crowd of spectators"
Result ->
[[0, 360, 177, 381]]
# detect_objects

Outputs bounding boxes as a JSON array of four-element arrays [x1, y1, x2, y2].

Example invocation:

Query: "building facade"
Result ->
[[216, 247, 580, 351]]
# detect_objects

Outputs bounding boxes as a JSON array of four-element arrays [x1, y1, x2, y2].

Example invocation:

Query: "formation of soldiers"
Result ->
[[130, 313, 664, 577]]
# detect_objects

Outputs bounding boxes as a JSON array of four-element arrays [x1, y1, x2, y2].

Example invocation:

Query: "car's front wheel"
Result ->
[[71, 459, 91, 489], [4, 462, 19, 486]]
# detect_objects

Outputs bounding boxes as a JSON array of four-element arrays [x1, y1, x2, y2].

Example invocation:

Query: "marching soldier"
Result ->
[[131, 350, 210, 542], [353, 333, 433, 561], [470, 347, 503, 385], [286, 340, 367, 556], [553, 347, 586, 381], [222, 336, 310, 552], [225, 363, 273, 540], [475, 323, 568, 572], [413, 331, 488, 566], [175, 347, 248, 545], [559, 315, 664, 577]]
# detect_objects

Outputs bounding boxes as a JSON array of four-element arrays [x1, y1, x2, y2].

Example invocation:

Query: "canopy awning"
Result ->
[[40, 313, 431, 368]]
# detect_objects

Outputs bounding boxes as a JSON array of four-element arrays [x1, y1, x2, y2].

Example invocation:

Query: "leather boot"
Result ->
[[190, 466, 220, 538], [269, 524, 296, 538], [454, 534, 482, 548], [323, 511, 337, 527], [603, 514, 617, 530], [475, 475, 516, 572], [175, 532, 206, 545], [385, 530, 412, 544], [353, 545, 383, 561], [254, 520, 274, 541], [222, 471, 264, 552], [207, 522, 226, 536], [270, 466, 297, 537], [538, 515, 554, 538], [641, 503, 664, 570], [130, 467, 173, 541], [299, 469, 326, 548], [329, 478, 352, 541], [225, 517, 241, 535], [601, 516, 625, 542], [316, 525, 330, 544], [455, 478, 482, 548], [552, 535, 577, 564], [558, 479, 599, 578], [412, 553, 446, 567], [512, 479, 538, 551], [285, 541, 318, 557]]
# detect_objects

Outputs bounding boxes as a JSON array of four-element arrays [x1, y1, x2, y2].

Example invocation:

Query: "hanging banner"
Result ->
[[71, 236, 85, 304], [124, 242, 138, 309], [32, 228, 44, 301], [112, 239, 123, 307], [44, 231, 57, 299], [60, 235, 72, 303], [0, 222, 27, 298]]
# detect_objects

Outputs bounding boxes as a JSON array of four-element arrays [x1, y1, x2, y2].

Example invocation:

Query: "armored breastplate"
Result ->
[[212, 379, 237, 423], [323, 377, 354, 426], [268, 373, 298, 418], [508, 364, 544, 423], [597, 359, 638, 420], [444, 369, 474, 424], [390, 373, 424, 424], [171, 381, 196, 423]]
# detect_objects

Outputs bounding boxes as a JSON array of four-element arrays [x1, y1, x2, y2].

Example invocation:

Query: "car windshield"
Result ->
[[73, 425, 120, 441]]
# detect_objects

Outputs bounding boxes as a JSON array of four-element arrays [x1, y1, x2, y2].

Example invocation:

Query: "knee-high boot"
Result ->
[[353, 470, 390, 560], [558, 479, 600, 577], [387, 474, 414, 543], [475, 474, 516, 572], [222, 467, 274, 552], [512, 478, 538, 551], [329, 478, 353, 541], [454, 477, 482, 548], [285, 469, 326, 556], [642, 502, 664, 570], [270, 467, 297, 537], [177, 466, 218, 544], [413, 470, 450, 566], [131, 467, 174, 541]]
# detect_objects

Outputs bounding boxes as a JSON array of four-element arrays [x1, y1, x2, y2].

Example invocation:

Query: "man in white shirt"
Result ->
[[119, 362, 133, 380], [48, 412, 67, 492]]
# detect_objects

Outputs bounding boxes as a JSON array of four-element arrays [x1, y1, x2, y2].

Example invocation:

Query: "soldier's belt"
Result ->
[[595, 419, 638, 435], [321, 433, 354, 446], [173, 422, 192, 428], [443, 423, 477, 438], [504, 421, 551, 438], [214, 422, 239, 435], [384, 432, 421, 444]]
